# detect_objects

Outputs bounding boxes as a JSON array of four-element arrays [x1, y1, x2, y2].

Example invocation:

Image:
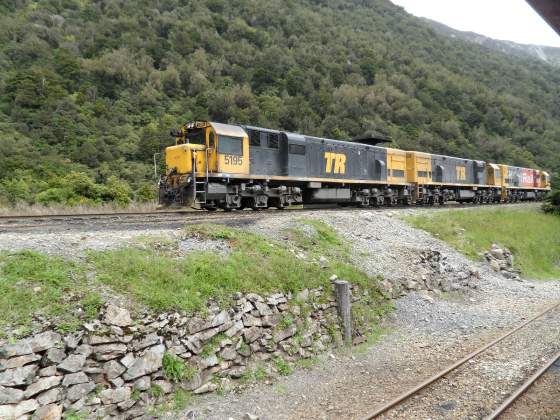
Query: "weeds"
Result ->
[[162, 353, 190, 383], [0, 251, 103, 336], [406, 207, 560, 279], [273, 357, 293, 376]]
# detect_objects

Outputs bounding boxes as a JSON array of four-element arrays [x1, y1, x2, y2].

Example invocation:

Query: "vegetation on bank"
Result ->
[[543, 173, 560, 215], [406, 207, 560, 280], [0, 220, 391, 338], [0, 251, 103, 337], [0, 0, 559, 207], [89, 221, 389, 313]]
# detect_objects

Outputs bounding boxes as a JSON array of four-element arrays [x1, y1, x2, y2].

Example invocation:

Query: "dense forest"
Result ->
[[1, 0, 559, 206]]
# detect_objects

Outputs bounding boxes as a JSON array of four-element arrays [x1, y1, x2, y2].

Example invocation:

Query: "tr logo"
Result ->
[[324, 152, 346, 175]]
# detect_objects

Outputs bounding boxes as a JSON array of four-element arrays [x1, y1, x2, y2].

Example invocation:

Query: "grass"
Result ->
[[0, 251, 103, 338], [0, 219, 392, 341], [88, 221, 389, 314], [406, 207, 560, 280], [273, 357, 293, 376]]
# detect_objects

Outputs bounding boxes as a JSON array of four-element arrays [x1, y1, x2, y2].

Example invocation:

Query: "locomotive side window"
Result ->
[[268, 133, 279, 149], [218, 136, 243, 156], [250, 131, 260, 146], [289, 144, 306, 155], [393, 169, 405, 177], [418, 171, 429, 178]]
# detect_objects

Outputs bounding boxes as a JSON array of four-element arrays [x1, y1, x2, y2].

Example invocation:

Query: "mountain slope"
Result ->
[[0, 0, 559, 206], [424, 17, 560, 66]]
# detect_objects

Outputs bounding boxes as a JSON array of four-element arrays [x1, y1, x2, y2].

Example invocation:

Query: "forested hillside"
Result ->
[[1, 0, 559, 206]]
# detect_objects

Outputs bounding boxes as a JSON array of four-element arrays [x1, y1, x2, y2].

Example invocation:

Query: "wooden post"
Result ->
[[334, 280, 352, 345]]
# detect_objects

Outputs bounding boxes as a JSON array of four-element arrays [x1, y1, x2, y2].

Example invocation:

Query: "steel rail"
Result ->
[[362, 301, 560, 419], [485, 350, 560, 420], [0, 201, 535, 222]]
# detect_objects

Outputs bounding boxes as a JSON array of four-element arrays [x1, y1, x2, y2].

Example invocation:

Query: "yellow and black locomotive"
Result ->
[[158, 121, 551, 210]]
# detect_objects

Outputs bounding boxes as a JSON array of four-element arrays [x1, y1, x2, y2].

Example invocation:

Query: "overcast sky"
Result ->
[[390, 0, 560, 47]]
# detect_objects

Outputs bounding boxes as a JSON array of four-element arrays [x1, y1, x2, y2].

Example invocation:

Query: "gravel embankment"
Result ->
[[1, 203, 558, 419]]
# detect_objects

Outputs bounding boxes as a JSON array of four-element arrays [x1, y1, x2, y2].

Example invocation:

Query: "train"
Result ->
[[158, 121, 551, 210]]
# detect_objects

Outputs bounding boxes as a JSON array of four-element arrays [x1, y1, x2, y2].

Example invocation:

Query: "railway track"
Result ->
[[363, 302, 560, 419], [0, 202, 539, 232]]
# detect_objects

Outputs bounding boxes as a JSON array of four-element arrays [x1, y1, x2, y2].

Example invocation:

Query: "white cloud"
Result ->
[[390, 0, 560, 47]]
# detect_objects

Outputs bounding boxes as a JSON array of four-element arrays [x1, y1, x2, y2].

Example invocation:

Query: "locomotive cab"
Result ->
[[160, 121, 250, 207]]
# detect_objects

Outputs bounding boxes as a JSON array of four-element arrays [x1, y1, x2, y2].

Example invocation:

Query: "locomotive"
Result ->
[[158, 121, 551, 210]]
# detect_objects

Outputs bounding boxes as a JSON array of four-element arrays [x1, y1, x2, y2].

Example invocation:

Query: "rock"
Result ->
[[132, 333, 160, 352], [0, 385, 24, 404], [152, 380, 173, 394], [193, 383, 217, 394], [184, 336, 203, 354], [66, 382, 95, 402], [261, 314, 282, 327], [0, 353, 41, 372], [122, 344, 165, 381], [87, 335, 118, 345], [405, 280, 419, 290], [14, 398, 39, 417], [267, 293, 287, 305], [246, 293, 264, 303], [57, 354, 86, 373], [93, 343, 127, 361], [38, 366, 57, 377], [244, 414, 259, 420], [24, 376, 62, 398], [111, 377, 124, 388], [490, 247, 504, 260], [62, 372, 89, 387], [201, 354, 218, 369], [183, 372, 202, 391], [242, 314, 262, 327], [254, 301, 273, 316], [419, 293, 435, 304], [273, 325, 297, 343], [219, 347, 237, 361], [0, 332, 62, 358], [187, 317, 211, 334], [120, 353, 135, 368], [103, 360, 126, 380], [100, 386, 131, 405], [64, 333, 81, 350], [133, 376, 151, 391], [211, 310, 230, 327], [32, 403, 62, 420], [36, 387, 62, 405], [103, 304, 133, 327], [239, 300, 254, 313], [74, 344, 93, 358], [0, 364, 38, 386], [243, 327, 263, 343], [489, 259, 501, 272], [0, 404, 14, 418], [43, 348, 66, 366], [226, 366, 247, 379], [224, 320, 244, 337], [295, 289, 310, 302]]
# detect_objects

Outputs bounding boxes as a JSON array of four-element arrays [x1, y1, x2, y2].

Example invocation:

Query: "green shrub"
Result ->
[[162, 353, 188, 383]]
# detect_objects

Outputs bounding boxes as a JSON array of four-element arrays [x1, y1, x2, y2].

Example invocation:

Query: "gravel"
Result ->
[[1, 203, 558, 419]]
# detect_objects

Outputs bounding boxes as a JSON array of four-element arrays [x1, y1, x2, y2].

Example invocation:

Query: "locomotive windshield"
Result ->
[[187, 128, 206, 145]]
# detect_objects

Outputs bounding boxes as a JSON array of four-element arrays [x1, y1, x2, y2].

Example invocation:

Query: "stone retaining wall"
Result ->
[[1, 285, 369, 419]]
